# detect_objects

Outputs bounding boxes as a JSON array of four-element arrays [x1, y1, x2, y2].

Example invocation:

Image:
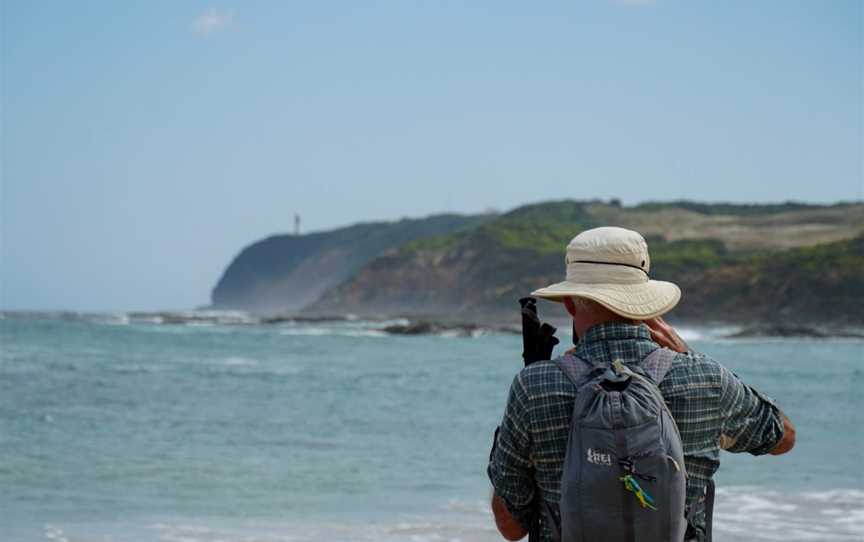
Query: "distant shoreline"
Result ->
[[3, 310, 863, 340]]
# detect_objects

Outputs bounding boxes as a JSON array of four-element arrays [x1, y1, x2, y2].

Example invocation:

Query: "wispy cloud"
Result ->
[[191, 9, 234, 35]]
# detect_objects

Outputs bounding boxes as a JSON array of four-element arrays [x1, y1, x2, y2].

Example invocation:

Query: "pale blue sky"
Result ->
[[2, 1, 862, 311]]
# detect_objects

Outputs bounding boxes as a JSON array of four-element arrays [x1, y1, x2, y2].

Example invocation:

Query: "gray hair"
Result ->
[[568, 296, 602, 312]]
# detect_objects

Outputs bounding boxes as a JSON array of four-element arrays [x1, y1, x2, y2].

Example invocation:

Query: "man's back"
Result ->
[[488, 322, 785, 541]]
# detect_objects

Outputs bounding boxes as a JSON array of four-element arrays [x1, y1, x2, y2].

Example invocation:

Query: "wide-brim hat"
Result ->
[[531, 226, 680, 320]]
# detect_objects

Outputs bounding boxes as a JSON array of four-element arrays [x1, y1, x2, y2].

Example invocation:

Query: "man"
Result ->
[[488, 227, 795, 541]]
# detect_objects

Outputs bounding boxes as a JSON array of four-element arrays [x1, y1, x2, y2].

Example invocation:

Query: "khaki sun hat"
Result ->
[[531, 226, 681, 320]]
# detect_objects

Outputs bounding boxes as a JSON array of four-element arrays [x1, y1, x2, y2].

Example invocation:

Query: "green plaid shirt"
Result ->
[[488, 322, 784, 541]]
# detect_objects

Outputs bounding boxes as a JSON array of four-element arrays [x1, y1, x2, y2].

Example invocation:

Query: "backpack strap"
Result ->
[[553, 353, 602, 388], [705, 478, 716, 542], [639, 347, 678, 385], [644, 347, 714, 540], [556, 348, 678, 387]]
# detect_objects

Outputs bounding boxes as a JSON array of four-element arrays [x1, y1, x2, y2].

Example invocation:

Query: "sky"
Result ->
[[1, 0, 862, 312]]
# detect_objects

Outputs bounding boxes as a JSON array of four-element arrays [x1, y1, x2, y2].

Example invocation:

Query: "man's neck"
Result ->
[[574, 315, 638, 339]]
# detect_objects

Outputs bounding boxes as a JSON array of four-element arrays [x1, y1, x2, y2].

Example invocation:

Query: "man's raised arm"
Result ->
[[718, 365, 794, 456]]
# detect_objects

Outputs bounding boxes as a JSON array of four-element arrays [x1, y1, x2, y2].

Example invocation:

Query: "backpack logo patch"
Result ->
[[586, 447, 613, 466]]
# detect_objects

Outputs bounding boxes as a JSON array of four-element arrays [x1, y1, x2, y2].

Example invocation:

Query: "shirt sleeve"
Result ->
[[487, 372, 535, 529], [717, 365, 785, 455]]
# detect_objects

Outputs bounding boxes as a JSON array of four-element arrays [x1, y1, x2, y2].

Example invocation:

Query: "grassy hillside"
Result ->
[[672, 235, 864, 323], [403, 201, 596, 254], [310, 200, 864, 324], [633, 200, 856, 216]]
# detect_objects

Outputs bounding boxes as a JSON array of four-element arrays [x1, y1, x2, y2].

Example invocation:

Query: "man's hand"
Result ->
[[769, 412, 796, 455], [491, 493, 528, 541], [643, 317, 690, 353]]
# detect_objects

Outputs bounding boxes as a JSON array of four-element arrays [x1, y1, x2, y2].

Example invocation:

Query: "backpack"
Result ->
[[548, 347, 688, 542]]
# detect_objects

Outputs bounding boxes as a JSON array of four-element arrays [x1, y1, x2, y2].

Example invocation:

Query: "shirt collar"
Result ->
[[580, 321, 652, 344]]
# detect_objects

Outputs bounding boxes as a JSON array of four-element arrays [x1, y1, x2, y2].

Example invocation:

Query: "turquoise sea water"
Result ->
[[1, 314, 862, 542]]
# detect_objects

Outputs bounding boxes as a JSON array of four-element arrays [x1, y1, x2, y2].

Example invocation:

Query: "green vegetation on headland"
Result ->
[[633, 200, 857, 216], [214, 199, 864, 326], [667, 235, 863, 324]]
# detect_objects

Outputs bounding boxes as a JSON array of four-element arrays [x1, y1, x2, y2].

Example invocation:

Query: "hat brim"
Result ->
[[531, 280, 681, 320]]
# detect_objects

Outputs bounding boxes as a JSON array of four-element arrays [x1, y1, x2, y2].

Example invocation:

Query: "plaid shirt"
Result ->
[[488, 322, 785, 541]]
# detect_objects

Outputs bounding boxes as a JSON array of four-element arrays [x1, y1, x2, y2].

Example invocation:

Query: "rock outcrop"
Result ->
[[211, 213, 492, 312]]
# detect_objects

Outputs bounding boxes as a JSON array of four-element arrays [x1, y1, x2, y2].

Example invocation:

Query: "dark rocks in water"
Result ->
[[259, 316, 292, 325], [383, 322, 460, 335], [260, 315, 352, 325], [728, 325, 864, 339], [382, 321, 519, 336]]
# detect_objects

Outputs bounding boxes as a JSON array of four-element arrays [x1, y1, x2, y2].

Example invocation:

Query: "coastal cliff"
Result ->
[[214, 200, 864, 325], [211, 214, 492, 312], [308, 201, 864, 325]]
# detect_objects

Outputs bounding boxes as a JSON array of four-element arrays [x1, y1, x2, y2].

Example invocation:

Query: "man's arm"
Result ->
[[718, 365, 793, 455], [488, 373, 535, 540], [647, 317, 795, 455]]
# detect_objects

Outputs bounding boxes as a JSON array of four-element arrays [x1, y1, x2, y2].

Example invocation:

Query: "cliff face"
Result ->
[[308, 201, 864, 324], [659, 235, 864, 324], [210, 214, 492, 312]]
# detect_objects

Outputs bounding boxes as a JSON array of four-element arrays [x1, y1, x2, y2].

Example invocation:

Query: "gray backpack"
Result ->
[[549, 348, 687, 542]]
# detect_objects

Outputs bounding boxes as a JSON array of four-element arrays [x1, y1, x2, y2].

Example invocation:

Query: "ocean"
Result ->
[[1, 313, 862, 542]]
